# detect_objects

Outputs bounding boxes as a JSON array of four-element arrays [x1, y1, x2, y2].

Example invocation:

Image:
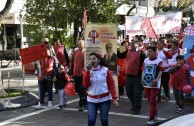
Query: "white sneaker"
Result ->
[[147, 115, 158, 125], [48, 101, 52, 108], [37, 102, 43, 109], [147, 119, 156, 125]]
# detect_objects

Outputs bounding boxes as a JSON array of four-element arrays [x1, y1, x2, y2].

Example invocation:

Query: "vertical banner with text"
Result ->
[[85, 24, 118, 97], [183, 26, 194, 92]]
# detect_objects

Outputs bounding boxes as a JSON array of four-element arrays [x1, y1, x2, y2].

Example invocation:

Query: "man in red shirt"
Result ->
[[117, 41, 146, 114], [70, 40, 87, 111]]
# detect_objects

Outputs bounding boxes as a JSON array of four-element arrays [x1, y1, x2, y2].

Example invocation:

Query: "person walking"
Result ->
[[169, 55, 191, 113], [82, 52, 119, 126], [53, 65, 70, 109], [157, 40, 172, 102], [117, 41, 146, 114], [37, 41, 58, 109], [70, 40, 87, 111], [53, 38, 70, 93], [142, 46, 163, 125], [53, 38, 69, 67]]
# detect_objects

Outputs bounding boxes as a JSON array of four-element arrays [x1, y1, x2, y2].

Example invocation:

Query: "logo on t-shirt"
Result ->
[[143, 64, 157, 87]]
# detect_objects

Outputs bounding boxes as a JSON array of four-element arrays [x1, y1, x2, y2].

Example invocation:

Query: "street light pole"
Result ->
[[154, 0, 159, 13], [172, 0, 178, 11], [19, 12, 24, 48]]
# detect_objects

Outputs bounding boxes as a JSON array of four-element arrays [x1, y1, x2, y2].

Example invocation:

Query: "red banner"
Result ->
[[19, 43, 47, 65]]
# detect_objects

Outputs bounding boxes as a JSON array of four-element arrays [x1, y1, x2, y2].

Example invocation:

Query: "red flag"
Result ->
[[19, 43, 47, 65], [83, 9, 87, 28], [141, 18, 158, 39]]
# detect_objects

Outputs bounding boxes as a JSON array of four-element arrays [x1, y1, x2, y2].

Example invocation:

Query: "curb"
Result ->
[[0, 92, 39, 111]]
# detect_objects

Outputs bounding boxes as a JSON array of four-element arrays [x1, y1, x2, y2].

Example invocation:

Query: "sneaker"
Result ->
[[154, 115, 158, 120], [48, 101, 52, 108], [58, 105, 63, 109], [147, 119, 156, 125], [37, 102, 43, 109], [175, 106, 179, 110], [78, 106, 84, 111], [176, 108, 183, 113], [165, 97, 170, 102]]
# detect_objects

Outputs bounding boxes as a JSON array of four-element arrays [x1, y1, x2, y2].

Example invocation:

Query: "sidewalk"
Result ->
[[0, 61, 39, 111]]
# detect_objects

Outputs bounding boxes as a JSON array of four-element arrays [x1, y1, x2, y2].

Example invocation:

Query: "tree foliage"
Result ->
[[159, 0, 194, 12], [24, 0, 120, 47]]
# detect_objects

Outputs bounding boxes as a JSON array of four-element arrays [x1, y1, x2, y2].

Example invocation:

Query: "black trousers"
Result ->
[[73, 76, 87, 107], [125, 74, 143, 111], [173, 87, 184, 109], [158, 72, 170, 100]]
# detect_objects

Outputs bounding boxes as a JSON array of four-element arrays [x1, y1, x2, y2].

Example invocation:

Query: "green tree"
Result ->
[[159, 0, 194, 12], [24, 0, 120, 46]]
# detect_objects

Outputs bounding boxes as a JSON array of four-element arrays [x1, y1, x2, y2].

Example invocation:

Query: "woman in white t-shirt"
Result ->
[[82, 52, 119, 126]]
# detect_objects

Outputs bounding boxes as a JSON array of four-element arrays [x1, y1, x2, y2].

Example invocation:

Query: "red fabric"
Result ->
[[163, 50, 173, 59], [20, 43, 47, 65], [107, 69, 117, 100], [83, 9, 87, 27], [87, 92, 110, 99], [82, 70, 91, 88], [185, 55, 194, 86], [144, 88, 158, 119], [185, 55, 194, 70], [54, 45, 66, 66], [38, 57, 55, 80], [140, 18, 158, 39], [178, 39, 183, 49], [126, 50, 141, 75], [82, 68, 117, 100], [64, 82, 75, 96], [73, 50, 84, 76], [170, 64, 189, 90], [117, 58, 126, 86], [64, 73, 70, 82]]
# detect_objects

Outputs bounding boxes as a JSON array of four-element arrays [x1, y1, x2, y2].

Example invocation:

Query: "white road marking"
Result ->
[[59, 108, 166, 121], [0, 97, 169, 126], [0, 98, 79, 126], [1, 66, 22, 71], [120, 96, 175, 103]]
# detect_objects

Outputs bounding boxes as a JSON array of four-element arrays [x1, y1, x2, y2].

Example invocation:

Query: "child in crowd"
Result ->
[[169, 55, 191, 113], [53, 65, 70, 109], [141, 46, 163, 125]]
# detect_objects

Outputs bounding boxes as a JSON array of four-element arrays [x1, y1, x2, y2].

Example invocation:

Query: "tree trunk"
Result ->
[[0, 0, 14, 96], [0, 0, 14, 21]]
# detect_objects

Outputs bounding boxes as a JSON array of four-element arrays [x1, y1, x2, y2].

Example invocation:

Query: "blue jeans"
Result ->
[[39, 80, 53, 104], [87, 100, 111, 126]]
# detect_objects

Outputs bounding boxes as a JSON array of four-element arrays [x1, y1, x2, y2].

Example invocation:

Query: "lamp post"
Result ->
[[154, 0, 159, 12], [172, 0, 178, 11], [19, 11, 24, 48], [192, 5, 194, 18]]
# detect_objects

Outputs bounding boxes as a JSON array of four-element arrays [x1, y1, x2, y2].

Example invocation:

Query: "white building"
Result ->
[[0, 0, 27, 50]]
